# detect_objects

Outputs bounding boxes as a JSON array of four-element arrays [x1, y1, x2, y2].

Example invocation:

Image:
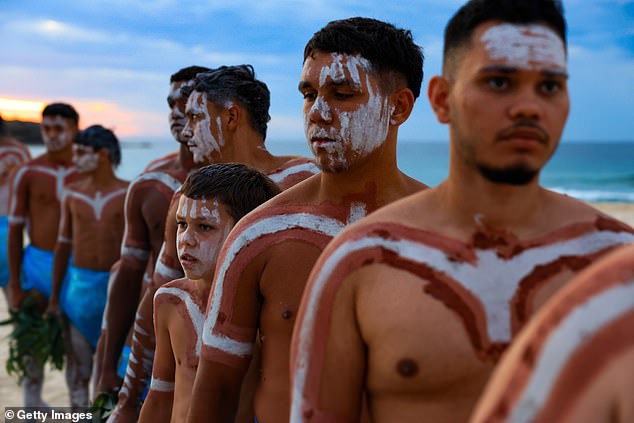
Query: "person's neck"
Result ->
[[89, 163, 118, 189], [221, 129, 276, 171], [317, 138, 402, 204], [438, 161, 544, 231], [47, 145, 73, 166], [192, 275, 212, 304]]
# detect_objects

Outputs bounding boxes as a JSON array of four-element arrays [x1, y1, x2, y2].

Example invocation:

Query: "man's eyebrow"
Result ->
[[541, 69, 569, 79], [298, 81, 313, 91], [478, 65, 518, 74]]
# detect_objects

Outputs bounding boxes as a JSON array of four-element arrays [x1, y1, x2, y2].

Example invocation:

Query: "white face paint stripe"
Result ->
[[202, 213, 346, 355], [150, 377, 175, 392], [509, 279, 634, 423], [66, 188, 126, 221], [290, 229, 634, 421], [189, 199, 197, 219], [155, 287, 205, 355], [481, 24, 566, 70], [267, 162, 320, 184]]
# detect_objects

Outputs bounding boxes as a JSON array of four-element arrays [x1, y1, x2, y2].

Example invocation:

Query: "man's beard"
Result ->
[[477, 163, 538, 186]]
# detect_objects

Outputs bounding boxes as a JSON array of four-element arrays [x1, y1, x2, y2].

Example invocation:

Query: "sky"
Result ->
[[1, 0, 633, 143]]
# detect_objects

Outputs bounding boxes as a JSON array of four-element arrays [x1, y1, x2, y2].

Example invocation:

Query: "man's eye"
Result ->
[[540, 80, 563, 94], [302, 92, 316, 102], [177, 221, 187, 229], [487, 76, 509, 90], [334, 91, 354, 99], [200, 224, 213, 231]]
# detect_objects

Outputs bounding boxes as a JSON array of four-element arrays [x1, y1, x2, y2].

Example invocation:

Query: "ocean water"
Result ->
[[30, 141, 634, 203]]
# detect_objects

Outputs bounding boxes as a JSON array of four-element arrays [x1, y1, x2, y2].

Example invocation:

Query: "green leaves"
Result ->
[[0, 296, 66, 384], [90, 391, 118, 422]]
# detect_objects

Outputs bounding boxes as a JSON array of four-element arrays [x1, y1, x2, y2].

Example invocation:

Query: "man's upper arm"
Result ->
[[119, 183, 153, 269], [57, 193, 73, 244], [8, 164, 29, 226], [292, 268, 365, 422], [150, 296, 176, 391], [151, 193, 183, 287]]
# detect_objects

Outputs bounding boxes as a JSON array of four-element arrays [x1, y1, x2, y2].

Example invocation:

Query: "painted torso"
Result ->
[[472, 243, 634, 423], [0, 143, 30, 216], [292, 216, 634, 423], [9, 155, 80, 250], [266, 157, 320, 191], [63, 180, 128, 270]]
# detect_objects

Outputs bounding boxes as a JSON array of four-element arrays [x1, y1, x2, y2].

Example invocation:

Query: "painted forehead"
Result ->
[[480, 23, 566, 70], [168, 80, 194, 101], [305, 52, 373, 88], [177, 196, 222, 222], [185, 91, 208, 113], [41, 115, 71, 128]]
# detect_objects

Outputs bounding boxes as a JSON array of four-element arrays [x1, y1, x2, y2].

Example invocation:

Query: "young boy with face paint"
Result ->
[[111, 64, 319, 422], [0, 115, 31, 302], [471, 243, 634, 423], [289, 1, 634, 422], [94, 66, 211, 401], [7, 102, 82, 408], [138, 163, 280, 423], [187, 19, 427, 423], [45, 125, 128, 407]]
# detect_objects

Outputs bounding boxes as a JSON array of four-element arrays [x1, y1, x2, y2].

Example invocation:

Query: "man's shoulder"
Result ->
[[143, 151, 179, 172], [127, 168, 183, 194]]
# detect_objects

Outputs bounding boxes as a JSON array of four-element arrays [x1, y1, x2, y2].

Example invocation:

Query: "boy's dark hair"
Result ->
[[170, 66, 212, 83], [304, 17, 424, 99], [42, 103, 79, 125], [180, 163, 281, 223], [193, 65, 271, 141], [76, 125, 122, 168], [443, 0, 566, 75]]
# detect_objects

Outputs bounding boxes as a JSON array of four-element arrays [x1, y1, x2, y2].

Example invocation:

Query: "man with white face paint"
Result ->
[[187, 19, 426, 423], [289, 1, 634, 422], [138, 164, 280, 423], [110, 65, 318, 422], [45, 125, 128, 408], [95, 66, 210, 404], [7, 103, 82, 408]]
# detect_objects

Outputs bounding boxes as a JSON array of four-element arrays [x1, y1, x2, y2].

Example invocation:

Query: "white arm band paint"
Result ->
[[121, 246, 151, 261], [8, 216, 25, 225], [150, 377, 175, 392], [57, 235, 72, 244]]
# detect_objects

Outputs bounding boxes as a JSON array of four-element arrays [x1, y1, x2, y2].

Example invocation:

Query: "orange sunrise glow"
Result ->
[[0, 97, 45, 122]]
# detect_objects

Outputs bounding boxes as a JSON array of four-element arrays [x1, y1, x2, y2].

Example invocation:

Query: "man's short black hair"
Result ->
[[170, 66, 212, 83], [443, 0, 567, 75], [76, 125, 121, 168], [193, 65, 271, 140], [42, 103, 79, 125], [180, 163, 280, 223], [304, 17, 424, 99]]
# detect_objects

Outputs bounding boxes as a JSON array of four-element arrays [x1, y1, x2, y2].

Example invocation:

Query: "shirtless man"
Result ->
[[139, 164, 280, 423], [7, 103, 82, 407], [46, 125, 128, 407], [0, 115, 31, 301], [112, 64, 319, 421], [472, 242, 634, 423], [94, 66, 210, 396], [289, 2, 634, 422], [187, 18, 427, 423]]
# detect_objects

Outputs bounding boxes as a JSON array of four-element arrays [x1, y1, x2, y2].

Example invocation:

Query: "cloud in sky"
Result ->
[[1, 0, 632, 142]]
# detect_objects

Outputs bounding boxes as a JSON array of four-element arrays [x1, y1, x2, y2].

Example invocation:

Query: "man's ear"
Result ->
[[225, 104, 241, 132], [388, 87, 415, 126], [428, 75, 451, 124]]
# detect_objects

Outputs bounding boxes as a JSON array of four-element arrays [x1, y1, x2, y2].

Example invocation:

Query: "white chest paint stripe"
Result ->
[[150, 377, 175, 392], [290, 229, 634, 422], [155, 287, 205, 355], [508, 279, 634, 423], [202, 213, 347, 356], [9, 165, 74, 219], [66, 188, 126, 221], [268, 162, 320, 184]]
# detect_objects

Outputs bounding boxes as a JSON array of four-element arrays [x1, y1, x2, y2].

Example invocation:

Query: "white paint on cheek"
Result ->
[[189, 92, 222, 162], [74, 151, 99, 173], [481, 24, 566, 70]]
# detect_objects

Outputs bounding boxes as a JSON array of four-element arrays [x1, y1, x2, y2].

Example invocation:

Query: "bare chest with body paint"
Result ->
[[292, 218, 634, 420], [0, 145, 30, 215]]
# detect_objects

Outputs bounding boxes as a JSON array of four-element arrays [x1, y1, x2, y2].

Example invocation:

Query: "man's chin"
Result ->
[[477, 163, 539, 186]]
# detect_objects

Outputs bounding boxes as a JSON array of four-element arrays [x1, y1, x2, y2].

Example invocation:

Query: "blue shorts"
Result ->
[[0, 216, 8, 287], [117, 345, 149, 400], [60, 265, 110, 348], [21, 244, 55, 298]]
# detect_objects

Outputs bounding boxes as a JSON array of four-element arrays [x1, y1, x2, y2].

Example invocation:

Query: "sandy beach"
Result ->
[[0, 202, 633, 419]]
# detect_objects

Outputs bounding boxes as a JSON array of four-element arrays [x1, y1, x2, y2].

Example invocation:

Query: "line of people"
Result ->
[[1, 0, 633, 422]]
